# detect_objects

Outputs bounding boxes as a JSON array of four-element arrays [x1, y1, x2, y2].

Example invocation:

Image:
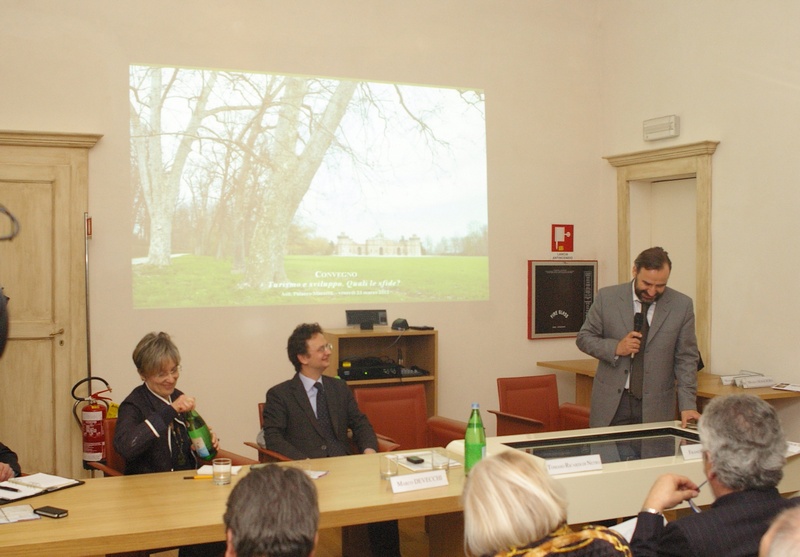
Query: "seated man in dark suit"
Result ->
[[223, 465, 318, 557], [630, 394, 799, 557], [263, 322, 401, 557], [0, 441, 21, 481]]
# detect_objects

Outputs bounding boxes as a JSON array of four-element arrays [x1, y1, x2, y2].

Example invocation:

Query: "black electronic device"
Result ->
[[391, 318, 408, 331], [35, 506, 69, 519], [406, 455, 424, 464], [346, 309, 388, 330]]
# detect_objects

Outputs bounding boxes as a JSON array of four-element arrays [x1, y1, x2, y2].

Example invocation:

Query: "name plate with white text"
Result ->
[[546, 454, 603, 475], [389, 470, 449, 493], [680, 444, 704, 460]]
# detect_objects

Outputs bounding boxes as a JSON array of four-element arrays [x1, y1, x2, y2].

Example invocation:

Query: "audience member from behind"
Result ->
[[463, 450, 632, 557], [760, 506, 800, 557], [630, 394, 799, 557], [0, 441, 21, 481], [224, 465, 318, 557]]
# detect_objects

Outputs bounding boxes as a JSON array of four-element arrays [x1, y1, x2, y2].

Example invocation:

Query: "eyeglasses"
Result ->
[[687, 480, 707, 513], [312, 343, 333, 354], [154, 365, 182, 380]]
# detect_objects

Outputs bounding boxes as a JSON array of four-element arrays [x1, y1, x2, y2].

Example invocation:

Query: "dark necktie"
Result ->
[[314, 382, 337, 442], [630, 302, 651, 399]]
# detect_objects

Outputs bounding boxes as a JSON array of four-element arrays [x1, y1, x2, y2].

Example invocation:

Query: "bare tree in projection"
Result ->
[[243, 78, 357, 287], [130, 65, 482, 293], [130, 67, 218, 267]]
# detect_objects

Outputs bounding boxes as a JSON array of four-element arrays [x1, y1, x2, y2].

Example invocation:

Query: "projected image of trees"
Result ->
[[130, 65, 487, 308]]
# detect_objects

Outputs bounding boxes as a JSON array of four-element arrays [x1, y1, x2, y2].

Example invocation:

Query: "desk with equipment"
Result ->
[[0, 451, 465, 557], [448, 421, 800, 524], [537, 358, 800, 409]]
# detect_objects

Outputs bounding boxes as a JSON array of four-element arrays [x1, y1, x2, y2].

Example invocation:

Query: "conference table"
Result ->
[[537, 358, 800, 408], [0, 451, 465, 557]]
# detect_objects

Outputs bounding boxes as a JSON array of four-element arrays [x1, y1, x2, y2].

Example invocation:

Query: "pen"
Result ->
[[0, 485, 20, 492], [183, 475, 213, 480]]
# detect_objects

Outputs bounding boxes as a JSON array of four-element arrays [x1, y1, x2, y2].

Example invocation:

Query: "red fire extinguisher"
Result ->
[[72, 377, 114, 470]]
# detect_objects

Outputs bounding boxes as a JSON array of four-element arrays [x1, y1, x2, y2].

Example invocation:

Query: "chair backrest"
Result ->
[[258, 402, 265, 429], [98, 417, 126, 475], [353, 384, 429, 450], [497, 374, 560, 432], [559, 402, 590, 431]]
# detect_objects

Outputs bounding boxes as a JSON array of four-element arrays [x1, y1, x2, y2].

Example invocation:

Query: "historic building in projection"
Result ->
[[335, 232, 422, 256]]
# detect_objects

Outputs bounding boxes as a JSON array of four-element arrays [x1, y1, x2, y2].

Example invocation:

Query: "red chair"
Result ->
[[488, 374, 590, 435], [353, 384, 467, 450]]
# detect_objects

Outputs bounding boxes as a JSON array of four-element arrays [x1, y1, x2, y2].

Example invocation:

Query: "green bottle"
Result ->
[[464, 402, 486, 474], [184, 409, 217, 461]]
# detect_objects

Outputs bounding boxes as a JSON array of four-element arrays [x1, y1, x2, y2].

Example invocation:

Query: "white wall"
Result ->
[[0, 1, 607, 456], [3, 0, 796, 457], [599, 0, 800, 438]]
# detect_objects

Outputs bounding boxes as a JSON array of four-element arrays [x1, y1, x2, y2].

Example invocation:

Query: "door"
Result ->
[[0, 131, 100, 478]]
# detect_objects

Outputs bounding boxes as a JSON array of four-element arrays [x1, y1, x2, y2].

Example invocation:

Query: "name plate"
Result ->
[[546, 454, 602, 475], [681, 444, 704, 460], [389, 470, 449, 493]]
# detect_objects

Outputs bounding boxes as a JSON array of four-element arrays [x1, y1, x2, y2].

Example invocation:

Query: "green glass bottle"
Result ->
[[184, 409, 217, 461], [464, 402, 486, 474]]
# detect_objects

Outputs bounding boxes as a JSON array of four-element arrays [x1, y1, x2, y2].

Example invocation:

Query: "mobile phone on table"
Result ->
[[34, 506, 68, 518], [406, 455, 424, 464]]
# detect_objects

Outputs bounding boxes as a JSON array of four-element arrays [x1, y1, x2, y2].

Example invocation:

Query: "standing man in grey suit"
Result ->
[[262, 322, 401, 557], [577, 247, 700, 427]]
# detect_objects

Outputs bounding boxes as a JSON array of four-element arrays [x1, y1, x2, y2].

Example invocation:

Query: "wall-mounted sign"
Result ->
[[551, 224, 574, 253], [528, 260, 597, 339]]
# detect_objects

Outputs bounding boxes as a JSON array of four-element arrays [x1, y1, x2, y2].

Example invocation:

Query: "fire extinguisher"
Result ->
[[71, 377, 114, 470]]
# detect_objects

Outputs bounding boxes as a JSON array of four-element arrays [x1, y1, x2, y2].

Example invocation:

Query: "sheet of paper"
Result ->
[[196, 465, 243, 476], [395, 451, 461, 472], [0, 504, 40, 524], [9, 473, 79, 490], [0, 482, 42, 501]]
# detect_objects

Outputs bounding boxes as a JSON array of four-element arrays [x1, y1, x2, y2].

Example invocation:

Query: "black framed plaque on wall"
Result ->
[[528, 260, 597, 339]]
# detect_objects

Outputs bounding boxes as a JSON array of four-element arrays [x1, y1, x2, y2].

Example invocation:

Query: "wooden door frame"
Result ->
[[0, 130, 101, 477], [604, 140, 719, 365]]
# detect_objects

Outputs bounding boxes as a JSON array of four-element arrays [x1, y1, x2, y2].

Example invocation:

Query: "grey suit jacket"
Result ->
[[576, 281, 699, 426], [262, 373, 378, 460]]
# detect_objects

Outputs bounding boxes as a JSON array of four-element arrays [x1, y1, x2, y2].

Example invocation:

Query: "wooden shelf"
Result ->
[[324, 327, 438, 416]]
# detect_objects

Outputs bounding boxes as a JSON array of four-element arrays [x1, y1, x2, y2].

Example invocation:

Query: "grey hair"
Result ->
[[698, 394, 785, 490]]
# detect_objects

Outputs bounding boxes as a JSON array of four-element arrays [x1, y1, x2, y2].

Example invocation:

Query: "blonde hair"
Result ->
[[463, 450, 567, 557]]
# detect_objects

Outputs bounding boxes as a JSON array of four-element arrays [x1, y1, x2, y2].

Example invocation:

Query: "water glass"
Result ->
[[212, 457, 232, 485], [379, 454, 399, 479]]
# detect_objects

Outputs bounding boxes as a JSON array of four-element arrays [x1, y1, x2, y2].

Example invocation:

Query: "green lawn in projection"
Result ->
[[133, 255, 489, 308]]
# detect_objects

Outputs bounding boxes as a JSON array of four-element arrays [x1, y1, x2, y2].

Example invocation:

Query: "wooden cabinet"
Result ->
[[324, 327, 438, 416]]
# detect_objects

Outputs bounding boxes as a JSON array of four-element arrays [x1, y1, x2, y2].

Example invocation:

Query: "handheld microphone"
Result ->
[[632, 312, 644, 360]]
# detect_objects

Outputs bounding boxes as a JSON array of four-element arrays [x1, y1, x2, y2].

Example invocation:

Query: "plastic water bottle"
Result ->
[[184, 409, 217, 461], [464, 402, 486, 474]]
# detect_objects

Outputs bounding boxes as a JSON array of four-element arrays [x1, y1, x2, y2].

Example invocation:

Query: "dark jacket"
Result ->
[[114, 384, 196, 474], [0, 441, 21, 477], [262, 373, 377, 460], [630, 487, 800, 557]]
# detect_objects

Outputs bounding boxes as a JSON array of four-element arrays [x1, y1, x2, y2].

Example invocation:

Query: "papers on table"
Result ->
[[0, 473, 82, 501], [196, 464, 243, 476], [0, 504, 40, 524], [395, 451, 461, 472], [772, 383, 800, 393]]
